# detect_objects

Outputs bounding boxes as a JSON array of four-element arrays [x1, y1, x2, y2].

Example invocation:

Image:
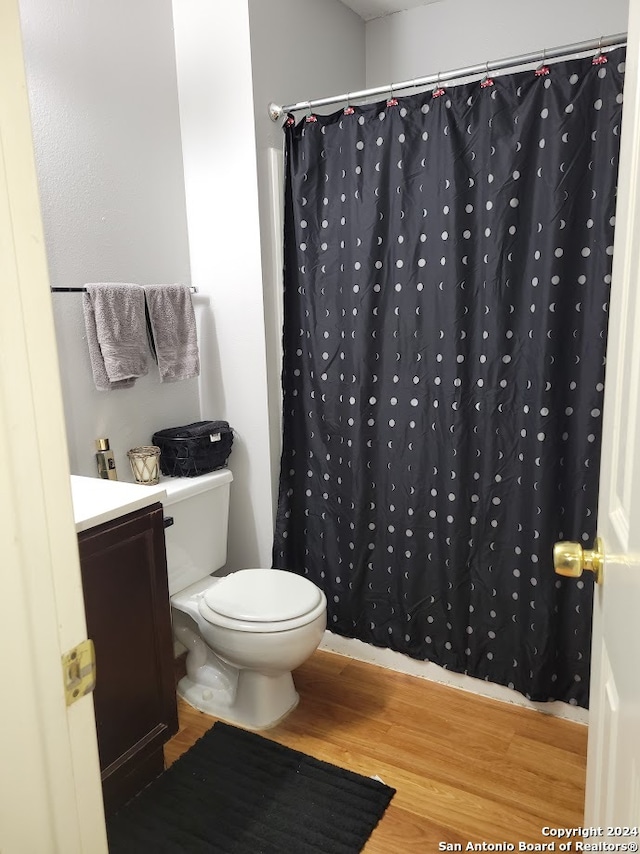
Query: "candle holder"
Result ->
[[127, 446, 161, 485]]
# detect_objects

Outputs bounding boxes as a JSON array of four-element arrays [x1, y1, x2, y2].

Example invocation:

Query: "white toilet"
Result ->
[[162, 469, 327, 730]]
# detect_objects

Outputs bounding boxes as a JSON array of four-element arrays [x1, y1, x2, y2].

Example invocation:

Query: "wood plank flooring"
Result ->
[[164, 649, 587, 852]]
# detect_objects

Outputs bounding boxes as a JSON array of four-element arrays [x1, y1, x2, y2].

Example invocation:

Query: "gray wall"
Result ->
[[248, 0, 367, 513], [171, 0, 365, 571], [19, 0, 365, 572], [366, 0, 629, 86], [249, 0, 366, 151], [19, 0, 628, 575], [19, 0, 199, 482]]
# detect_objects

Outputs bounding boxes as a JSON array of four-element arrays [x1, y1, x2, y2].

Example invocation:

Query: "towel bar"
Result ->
[[51, 286, 198, 294]]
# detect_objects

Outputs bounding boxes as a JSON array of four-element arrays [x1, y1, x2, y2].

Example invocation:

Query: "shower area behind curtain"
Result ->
[[273, 49, 625, 707]]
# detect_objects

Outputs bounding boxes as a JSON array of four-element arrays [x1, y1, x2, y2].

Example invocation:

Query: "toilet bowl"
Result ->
[[162, 471, 327, 730], [171, 568, 327, 729]]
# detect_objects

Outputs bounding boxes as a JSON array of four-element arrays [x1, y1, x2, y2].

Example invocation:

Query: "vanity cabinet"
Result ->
[[78, 502, 178, 816]]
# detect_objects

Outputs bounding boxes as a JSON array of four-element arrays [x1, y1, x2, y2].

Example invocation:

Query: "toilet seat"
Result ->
[[198, 568, 326, 633]]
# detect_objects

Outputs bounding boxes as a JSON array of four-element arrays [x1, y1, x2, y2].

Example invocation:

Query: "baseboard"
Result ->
[[320, 631, 589, 725]]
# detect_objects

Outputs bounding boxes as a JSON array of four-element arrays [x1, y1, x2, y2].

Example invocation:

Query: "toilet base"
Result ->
[[177, 669, 300, 730]]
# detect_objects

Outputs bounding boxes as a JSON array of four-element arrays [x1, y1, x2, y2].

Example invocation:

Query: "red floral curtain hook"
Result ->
[[535, 48, 550, 77], [386, 83, 398, 107], [304, 101, 317, 123], [432, 71, 445, 99], [480, 61, 494, 88], [593, 36, 608, 65]]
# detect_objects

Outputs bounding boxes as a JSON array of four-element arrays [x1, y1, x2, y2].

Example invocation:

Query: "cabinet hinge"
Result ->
[[62, 639, 96, 706]]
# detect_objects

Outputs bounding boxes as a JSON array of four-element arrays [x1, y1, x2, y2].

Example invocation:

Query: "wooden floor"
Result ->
[[164, 650, 588, 852]]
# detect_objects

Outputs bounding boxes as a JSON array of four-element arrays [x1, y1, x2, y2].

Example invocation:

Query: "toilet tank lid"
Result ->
[[203, 568, 322, 622], [161, 468, 233, 506]]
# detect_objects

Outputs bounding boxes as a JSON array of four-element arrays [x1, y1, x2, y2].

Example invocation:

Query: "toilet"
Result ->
[[162, 469, 327, 730]]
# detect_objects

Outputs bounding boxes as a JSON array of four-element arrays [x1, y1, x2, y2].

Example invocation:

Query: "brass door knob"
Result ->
[[553, 537, 604, 584]]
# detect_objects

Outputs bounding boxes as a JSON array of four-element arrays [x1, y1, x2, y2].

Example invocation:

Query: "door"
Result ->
[[0, 1, 107, 850], [583, 0, 640, 827]]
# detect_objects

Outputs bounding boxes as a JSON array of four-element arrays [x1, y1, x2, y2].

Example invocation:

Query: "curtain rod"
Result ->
[[268, 32, 626, 121], [51, 286, 198, 294]]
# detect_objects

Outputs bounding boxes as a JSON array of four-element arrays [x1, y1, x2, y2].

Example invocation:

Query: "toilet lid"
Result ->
[[202, 568, 323, 623]]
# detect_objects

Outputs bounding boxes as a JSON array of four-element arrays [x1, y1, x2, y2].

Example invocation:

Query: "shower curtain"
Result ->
[[273, 48, 625, 707]]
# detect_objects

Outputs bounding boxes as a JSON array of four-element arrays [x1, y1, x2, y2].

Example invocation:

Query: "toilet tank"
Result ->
[[161, 469, 233, 597]]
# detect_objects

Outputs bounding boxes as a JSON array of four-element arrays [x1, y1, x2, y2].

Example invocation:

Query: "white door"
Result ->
[[582, 0, 640, 828], [0, 1, 107, 851]]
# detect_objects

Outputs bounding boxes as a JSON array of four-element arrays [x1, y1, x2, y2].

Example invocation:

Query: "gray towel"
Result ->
[[83, 284, 149, 390], [143, 284, 200, 382]]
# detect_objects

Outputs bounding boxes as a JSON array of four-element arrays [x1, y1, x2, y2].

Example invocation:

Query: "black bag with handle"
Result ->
[[152, 420, 233, 477]]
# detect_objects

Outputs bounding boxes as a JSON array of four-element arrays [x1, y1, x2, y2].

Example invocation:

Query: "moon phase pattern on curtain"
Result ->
[[273, 49, 625, 707]]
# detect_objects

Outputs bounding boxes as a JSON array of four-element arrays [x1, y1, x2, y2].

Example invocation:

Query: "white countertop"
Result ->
[[70, 475, 167, 533]]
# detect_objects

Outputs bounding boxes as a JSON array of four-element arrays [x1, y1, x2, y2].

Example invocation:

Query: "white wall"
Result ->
[[248, 0, 366, 513], [172, 0, 275, 571], [172, 0, 365, 571], [366, 0, 629, 87], [19, 0, 199, 482]]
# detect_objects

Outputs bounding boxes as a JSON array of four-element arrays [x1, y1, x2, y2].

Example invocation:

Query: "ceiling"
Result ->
[[340, 0, 442, 22]]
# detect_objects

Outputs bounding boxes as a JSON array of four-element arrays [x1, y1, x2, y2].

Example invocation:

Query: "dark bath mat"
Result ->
[[107, 720, 396, 853]]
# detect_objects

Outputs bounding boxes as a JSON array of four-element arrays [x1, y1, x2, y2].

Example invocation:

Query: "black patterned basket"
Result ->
[[152, 421, 233, 478]]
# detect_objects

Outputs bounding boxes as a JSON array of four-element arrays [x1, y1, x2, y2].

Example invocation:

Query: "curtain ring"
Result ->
[[304, 100, 317, 123], [593, 35, 608, 65], [344, 92, 355, 116], [433, 71, 445, 98], [535, 46, 550, 77], [481, 60, 494, 88], [387, 81, 398, 107]]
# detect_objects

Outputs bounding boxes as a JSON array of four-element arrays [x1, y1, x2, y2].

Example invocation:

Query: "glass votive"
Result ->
[[127, 446, 161, 485]]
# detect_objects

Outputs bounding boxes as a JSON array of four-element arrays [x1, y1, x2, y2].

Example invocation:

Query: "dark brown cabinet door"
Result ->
[[78, 503, 178, 814]]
